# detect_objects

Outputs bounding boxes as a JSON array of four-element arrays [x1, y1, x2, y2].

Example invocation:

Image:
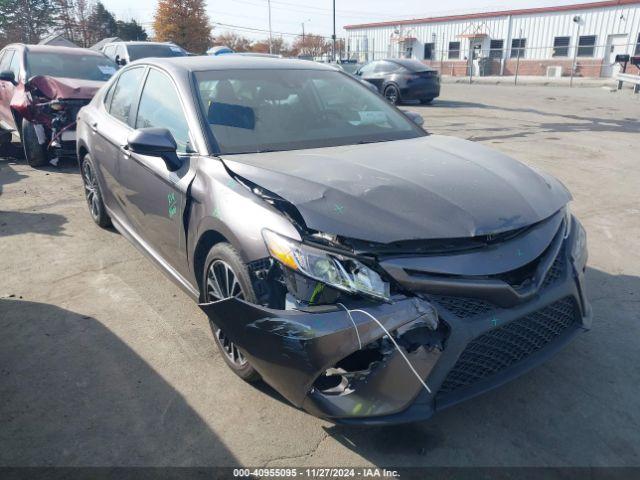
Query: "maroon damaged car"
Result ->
[[0, 44, 116, 167]]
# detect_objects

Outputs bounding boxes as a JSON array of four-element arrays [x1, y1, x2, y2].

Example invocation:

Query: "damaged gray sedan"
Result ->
[[76, 55, 591, 425]]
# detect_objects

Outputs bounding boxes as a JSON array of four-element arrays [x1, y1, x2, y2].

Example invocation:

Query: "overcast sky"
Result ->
[[103, 0, 600, 40]]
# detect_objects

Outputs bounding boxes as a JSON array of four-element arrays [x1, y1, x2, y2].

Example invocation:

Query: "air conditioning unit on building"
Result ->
[[546, 66, 563, 78]]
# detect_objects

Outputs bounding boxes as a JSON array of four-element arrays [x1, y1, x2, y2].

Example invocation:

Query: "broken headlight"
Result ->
[[262, 229, 390, 301]]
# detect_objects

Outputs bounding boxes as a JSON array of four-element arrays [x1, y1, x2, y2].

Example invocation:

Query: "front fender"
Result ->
[[188, 158, 301, 265]]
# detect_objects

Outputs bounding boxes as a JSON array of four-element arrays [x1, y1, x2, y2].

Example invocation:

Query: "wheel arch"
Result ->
[[77, 140, 89, 169], [193, 228, 232, 301]]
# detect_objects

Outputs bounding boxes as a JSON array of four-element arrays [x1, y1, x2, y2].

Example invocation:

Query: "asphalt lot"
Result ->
[[1, 83, 639, 468]]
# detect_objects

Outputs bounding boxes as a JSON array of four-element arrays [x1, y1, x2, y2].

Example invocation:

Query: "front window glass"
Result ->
[[136, 69, 191, 153], [196, 69, 424, 155], [9, 51, 20, 78], [128, 44, 186, 61], [27, 52, 116, 81], [108, 67, 145, 124]]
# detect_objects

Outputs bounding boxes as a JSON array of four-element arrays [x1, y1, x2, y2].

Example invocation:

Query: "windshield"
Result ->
[[28, 52, 116, 81], [128, 44, 186, 61], [196, 69, 424, 154]]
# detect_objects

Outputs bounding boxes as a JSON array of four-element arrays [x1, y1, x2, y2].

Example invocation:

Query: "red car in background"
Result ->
[[0, 44, 116, 167]]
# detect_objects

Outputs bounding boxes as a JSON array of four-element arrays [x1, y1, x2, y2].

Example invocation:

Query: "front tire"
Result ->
[[21, 119, 48, 167], [203, 243, 261, 382], [81, 154, 111, 228], [384, 84, 401, 104]]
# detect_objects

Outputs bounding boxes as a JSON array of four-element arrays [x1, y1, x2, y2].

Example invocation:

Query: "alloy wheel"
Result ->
[[82, 161, 100, 220], [385, 86, 399, 104], [206, 259, 247, 367]]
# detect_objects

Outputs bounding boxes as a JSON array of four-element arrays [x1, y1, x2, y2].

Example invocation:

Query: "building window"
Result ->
[[553, 36, 570, 57], [423, 42, 434, 60], [510, 38, 526, 58], [448, 41, 460, 59], [489, 39, 504, 59], [577, 35, 596, 57], [635, 33, 640, 55]]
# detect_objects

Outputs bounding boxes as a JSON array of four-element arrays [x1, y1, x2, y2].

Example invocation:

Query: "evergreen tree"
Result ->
[[88, 2, 118, 43], [116, 19, 147, 41], [0, 0, 56, 45]]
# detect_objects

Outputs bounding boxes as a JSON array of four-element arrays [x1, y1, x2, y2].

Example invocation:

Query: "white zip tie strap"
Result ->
[[336, 302, 363, 350]]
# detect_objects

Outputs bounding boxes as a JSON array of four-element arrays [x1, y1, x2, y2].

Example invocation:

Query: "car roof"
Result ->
[[107, 41, 179, 47], [132, 55, 336, 74], [5, 44, 106, 57]]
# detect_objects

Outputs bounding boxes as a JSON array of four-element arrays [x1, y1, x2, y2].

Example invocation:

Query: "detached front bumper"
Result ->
[[200, 219, 590, 425]]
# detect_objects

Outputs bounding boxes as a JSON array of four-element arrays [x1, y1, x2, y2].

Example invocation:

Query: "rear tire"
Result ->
[[420, 98, 434, 105], [21, 119, 48, 167], [203, 243, 261, 382], [81, 154, 111, 228], [384, 84, 401, 105]]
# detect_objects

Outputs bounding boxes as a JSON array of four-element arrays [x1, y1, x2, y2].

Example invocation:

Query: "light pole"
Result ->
[[570, 15, 581, 87], [267, 0, 273, 54], [332, 0, 336, 62], [301, 19, 310, 56]]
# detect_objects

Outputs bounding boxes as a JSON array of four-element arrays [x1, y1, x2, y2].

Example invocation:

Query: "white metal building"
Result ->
[[345, 0, 640, 77]]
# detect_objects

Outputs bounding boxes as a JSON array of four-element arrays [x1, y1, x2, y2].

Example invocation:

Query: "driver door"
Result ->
[[117, 67, 194, 272]]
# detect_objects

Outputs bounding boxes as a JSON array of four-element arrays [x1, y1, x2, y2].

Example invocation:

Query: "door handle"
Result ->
[[90, 121, 98, 132]]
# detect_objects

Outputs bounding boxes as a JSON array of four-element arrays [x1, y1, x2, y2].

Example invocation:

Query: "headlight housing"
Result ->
[[571, 218, 588, 272], [262, 229, 391, 301]]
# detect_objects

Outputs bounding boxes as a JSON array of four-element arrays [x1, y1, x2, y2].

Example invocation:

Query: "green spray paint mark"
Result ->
[[167, 192, 178, 218], [309, 283, 325, 304], [334, 204, 344, 214], [516, 248, 524, 257], [490, 316, 498, 327], [212, 206, 221, 219], [226, 179, 237, 189]]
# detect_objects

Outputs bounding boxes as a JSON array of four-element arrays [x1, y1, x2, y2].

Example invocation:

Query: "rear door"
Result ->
[[90, 66, 146, 220], [117, 67, 194, 270]]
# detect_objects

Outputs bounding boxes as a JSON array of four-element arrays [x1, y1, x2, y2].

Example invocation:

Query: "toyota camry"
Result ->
[[76, 56, 591, 425]]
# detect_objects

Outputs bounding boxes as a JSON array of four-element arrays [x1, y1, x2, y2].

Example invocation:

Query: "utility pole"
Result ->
[[302, 22, 305, 55], [514, 27, 523, 86], [332, 0, 337, 62], [267, 0, 273, 54], [570, 16, 581, 87]]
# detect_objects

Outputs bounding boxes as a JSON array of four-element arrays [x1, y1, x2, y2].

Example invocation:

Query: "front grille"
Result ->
[[429, 295, 495, 318], [438, 296, 578, 395], [542, 249, 565, 289]]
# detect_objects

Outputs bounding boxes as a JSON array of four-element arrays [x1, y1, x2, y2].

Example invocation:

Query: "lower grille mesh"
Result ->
[[439, 297, 578, 395], [429, 295, 494, 318]]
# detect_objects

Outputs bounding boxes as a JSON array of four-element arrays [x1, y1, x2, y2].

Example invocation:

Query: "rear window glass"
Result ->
[[127, 45, 187, 61], [392, 59, 431, 72], [27, 52, 116, 81]]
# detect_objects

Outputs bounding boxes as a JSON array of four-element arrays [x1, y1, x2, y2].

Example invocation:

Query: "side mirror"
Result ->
[[127, 127, 182, 171], [402, 110, 424, 127], [0, 70, 16, 85], [115, 55, 127, 66]]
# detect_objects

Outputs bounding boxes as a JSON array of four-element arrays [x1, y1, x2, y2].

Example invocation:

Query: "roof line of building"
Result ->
[[344, 0, 640, 30]]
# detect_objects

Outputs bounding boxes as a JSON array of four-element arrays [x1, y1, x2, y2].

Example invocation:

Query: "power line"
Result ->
[[211, 21, 337, 39]]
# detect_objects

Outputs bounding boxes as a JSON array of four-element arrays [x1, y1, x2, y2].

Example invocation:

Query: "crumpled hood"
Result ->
[[221, 135, 571, 243], [27, 75, 105, 100]]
